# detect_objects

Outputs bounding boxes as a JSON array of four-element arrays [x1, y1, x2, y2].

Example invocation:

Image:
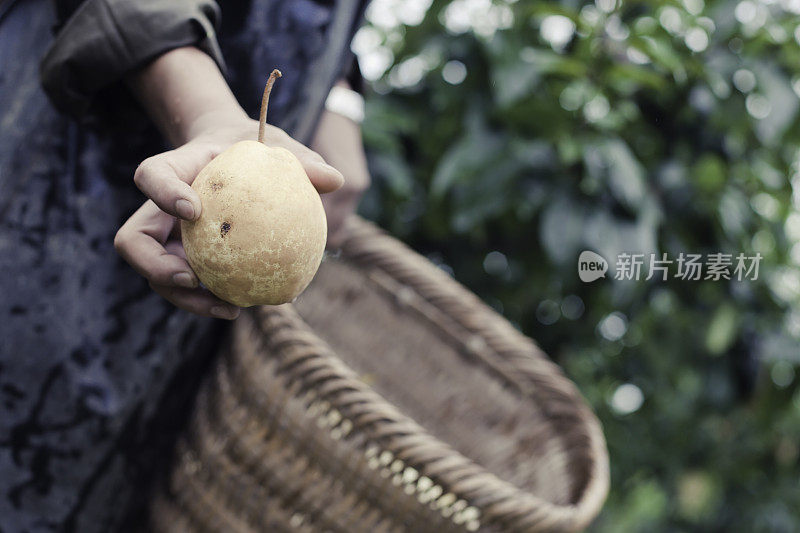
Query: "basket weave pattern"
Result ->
[[152, 217, 609, 532]]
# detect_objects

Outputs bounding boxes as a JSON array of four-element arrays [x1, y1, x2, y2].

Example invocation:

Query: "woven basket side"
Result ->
[[249, 300, 602, 532], [152, 215, 609, 533], [224, 315, 465, 532], [294, 257, 574, 504], [334, 217, 610, 530]]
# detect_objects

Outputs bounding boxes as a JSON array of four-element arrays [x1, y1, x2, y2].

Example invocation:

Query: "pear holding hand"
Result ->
[[181, 70, 327, 307]]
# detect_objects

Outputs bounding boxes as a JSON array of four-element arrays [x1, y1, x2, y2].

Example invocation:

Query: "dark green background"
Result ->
[[357, 0, 800, 530]]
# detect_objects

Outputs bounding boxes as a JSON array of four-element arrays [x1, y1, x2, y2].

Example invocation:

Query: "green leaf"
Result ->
[[430, 112, 506, 197], [584, 139, 647, 211], [637, 36, 688, 83], [705, 304, 740, 355], [606, 63, 668, 93], [540, 195, 586, 265], [369, 152, 414, 197], [692, 155, 726, 194], [491, 61, 541, 108]]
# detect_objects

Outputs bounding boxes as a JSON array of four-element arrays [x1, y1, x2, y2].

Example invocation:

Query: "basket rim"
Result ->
[[256, 215, 610, 531]]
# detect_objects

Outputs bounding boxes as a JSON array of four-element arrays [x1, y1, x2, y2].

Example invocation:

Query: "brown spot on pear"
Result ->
[[180, 70, 327, 307]]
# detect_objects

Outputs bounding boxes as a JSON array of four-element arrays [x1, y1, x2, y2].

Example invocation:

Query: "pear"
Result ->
[[181, 70, 327, 307]]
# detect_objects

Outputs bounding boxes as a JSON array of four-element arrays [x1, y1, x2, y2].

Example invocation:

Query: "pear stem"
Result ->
[[258, 69, 282, 144]]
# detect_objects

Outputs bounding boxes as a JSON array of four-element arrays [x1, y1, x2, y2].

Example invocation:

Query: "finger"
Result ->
[[150, 283, 240, 320], [265, 127, 344, 193], [305, 160, 345, 194], [168, 220, 182, 242], [114, 201, 199, 288], [133, 144, 215, 220], [164, 238, 187, 260]]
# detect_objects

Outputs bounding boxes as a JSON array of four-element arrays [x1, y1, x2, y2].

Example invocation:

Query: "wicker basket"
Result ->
[[151, 217, 609, 532]]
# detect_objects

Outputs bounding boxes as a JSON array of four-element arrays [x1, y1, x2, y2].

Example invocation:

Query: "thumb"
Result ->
[[304, 160, 345, 194]]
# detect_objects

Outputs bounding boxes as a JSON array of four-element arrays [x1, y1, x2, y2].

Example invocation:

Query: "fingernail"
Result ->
[[318, 162, 343, 179], [175, 199, 196, 220], [211, 306, 239, 320], [173, 272, 196, 288]]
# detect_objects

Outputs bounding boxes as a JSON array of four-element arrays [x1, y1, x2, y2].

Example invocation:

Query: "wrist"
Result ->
[[182, 109, 254, 145], [127, 46, 247, 147]]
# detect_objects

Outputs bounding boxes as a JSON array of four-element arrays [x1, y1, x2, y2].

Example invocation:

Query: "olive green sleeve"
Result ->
[[40, 0, 225, 117]]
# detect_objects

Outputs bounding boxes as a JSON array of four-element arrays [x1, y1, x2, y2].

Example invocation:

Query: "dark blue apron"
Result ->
[[0, 0, 364, 530]]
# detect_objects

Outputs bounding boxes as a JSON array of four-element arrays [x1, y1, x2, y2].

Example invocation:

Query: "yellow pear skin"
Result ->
[[181, 140, 327, 307], [180, 70, 327, 307]]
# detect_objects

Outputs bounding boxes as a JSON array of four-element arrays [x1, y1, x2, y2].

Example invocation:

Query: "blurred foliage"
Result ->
[[357, 0, 800, 530]]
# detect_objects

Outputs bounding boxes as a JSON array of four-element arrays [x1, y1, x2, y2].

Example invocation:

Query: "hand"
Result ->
[[114, 115, 344, 319], [114, 47, 343, 319], [310, 101, 371, 248]]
